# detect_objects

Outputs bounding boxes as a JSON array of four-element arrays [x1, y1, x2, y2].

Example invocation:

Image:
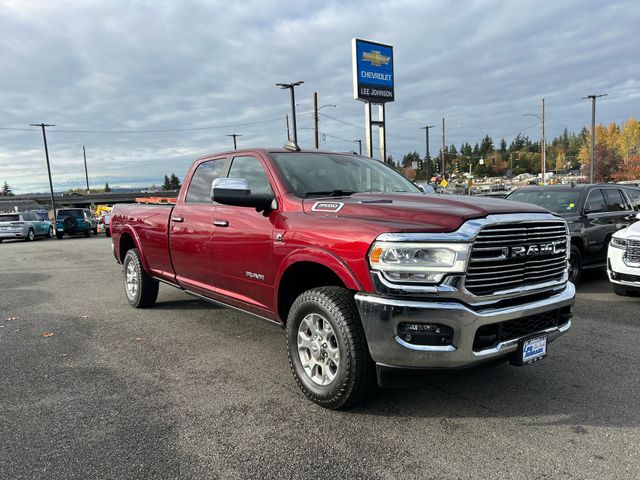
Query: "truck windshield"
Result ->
[[270, 153, 421, 197], [58, 210, 83, 219], [0, 214, 20, 222], [507, 189, 581, 213]]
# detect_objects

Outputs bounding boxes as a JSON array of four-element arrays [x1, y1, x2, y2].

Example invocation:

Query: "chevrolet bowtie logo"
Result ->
[[362, 50, 390, 67]]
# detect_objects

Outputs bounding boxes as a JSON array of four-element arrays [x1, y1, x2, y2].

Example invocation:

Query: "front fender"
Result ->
[[275, 247, 364, 292]]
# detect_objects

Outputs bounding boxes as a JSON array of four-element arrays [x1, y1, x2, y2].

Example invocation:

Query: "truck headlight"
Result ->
[[368, 242, 471, 283], [610, 237, 627, 250]]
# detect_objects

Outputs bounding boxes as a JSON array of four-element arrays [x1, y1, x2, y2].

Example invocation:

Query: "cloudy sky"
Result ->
[[1, 0, 639, 193]]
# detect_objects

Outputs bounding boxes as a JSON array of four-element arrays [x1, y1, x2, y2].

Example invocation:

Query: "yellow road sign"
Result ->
[[440, 179, 448, 188]]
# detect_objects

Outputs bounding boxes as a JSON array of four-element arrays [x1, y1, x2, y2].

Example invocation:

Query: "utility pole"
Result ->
[[314, 92, 319, 149], [354, 139, 362, 155], [582, 93, 607, 183], [82, 146, 90, 193], [276, 81, 304, 145], [541, 98, 546, 184], [420, 125, 435, 182], [441, 118, 446, 180], [226, 133, 242, 150], [30, 123, 56, 221]]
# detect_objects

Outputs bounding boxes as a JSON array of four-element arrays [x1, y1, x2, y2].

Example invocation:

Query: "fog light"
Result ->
[[397, 323, 453, 346]]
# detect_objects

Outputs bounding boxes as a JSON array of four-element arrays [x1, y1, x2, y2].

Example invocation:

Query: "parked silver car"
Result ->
[[0, 212, 53, 242]]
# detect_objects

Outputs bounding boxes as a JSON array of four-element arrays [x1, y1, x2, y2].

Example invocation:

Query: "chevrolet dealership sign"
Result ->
[[352, 38, 394, 103]]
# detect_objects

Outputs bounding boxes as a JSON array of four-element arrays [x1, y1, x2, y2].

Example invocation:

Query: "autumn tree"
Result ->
[[612, 155, 640, 182]]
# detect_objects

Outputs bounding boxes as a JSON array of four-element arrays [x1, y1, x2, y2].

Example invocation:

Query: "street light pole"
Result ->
[[226, 133, 242, 150], [83, 145, 90, 193], [420, 125, 435, 182], [582, 93, 607, 183], [354, 139, 362, 155], [30, 123, 56, 221], [276, 81, 304, 145]]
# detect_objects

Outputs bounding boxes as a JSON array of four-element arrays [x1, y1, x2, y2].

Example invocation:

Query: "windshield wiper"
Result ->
[[304, 189, 356, 198]]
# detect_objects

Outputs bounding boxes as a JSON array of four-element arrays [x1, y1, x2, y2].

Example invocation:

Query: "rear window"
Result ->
[[0, 214, 20, 222], [624, 188, 640, 210], [58, 210, 84, 219]]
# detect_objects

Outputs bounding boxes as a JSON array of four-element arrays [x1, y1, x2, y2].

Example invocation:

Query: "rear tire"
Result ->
[[105, 227, 111, 238], [286, 286, 374, 409], [47, 226, 53, 238], [123, 248, 159, 308], [84, 230, 90, 237], [92, 227, 98, 235], [568, 245, 582, 284]]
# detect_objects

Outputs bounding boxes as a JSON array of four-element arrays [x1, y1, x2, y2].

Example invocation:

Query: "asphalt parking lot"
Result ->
[[1, 236, 639, 479]]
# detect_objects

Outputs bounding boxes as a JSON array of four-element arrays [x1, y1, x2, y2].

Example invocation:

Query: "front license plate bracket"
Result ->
[[510, 334, 548, 366]]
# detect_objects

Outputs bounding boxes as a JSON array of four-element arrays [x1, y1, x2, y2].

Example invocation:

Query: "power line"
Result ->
[[0, 114, 314, 135], [318, 112, 361, 130]]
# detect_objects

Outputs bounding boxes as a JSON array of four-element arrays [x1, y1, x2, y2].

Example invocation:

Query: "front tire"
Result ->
[[123, 248, 159, 308], [26, 229, 35, 242], [105, 227, 111, 238], [92, 227, 98, 235], [568, 245, 582, 284], [286, 287, 374, 409], [56, 233, 63, 239]]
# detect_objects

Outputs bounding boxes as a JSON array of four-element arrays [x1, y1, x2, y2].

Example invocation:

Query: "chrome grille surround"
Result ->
[[465, 220, 569, 296], [372, 213, 569, 305], [625, 239, 640, 265]]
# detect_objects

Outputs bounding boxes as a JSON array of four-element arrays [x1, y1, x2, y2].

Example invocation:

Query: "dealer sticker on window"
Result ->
[[522, 335, 547, 364]]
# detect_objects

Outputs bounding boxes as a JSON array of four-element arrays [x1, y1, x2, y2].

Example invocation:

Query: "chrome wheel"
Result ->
[[125, 261, 138, 299], [297, 313, 340, 386]]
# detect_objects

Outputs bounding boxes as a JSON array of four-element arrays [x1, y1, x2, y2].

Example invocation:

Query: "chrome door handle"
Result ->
[[171, 216, 184, 223], [213, 219, 229, 227]]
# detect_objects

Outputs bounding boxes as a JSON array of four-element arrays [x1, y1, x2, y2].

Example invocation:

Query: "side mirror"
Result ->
[[211, 178, 275, 212]]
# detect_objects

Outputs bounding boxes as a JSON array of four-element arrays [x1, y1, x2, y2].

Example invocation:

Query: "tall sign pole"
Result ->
[[30, 123, 56, 221], [420, 125, 435, 181], [582, 93, 607, 183], [352, 38, 394, 161], [83, 145, 90, 193]]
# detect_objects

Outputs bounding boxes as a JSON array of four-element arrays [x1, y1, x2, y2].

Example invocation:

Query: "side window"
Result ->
[[603, 189, 627, 212], [186, 159, 226, 203], [584, 190, 606, 213], [227, 156, 273, 195], [624, 188, 640, 210], [22, 213, 33, 221]]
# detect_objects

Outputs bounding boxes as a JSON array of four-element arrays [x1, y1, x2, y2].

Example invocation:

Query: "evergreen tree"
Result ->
[[162, 175, 171, 191], [1, 181, 13, 196], [104, 182, 111, 192], [169, 173, 181, 190], [401, 151, 421, 168]]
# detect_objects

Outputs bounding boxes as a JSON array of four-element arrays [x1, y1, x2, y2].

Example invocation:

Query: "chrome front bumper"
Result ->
[[354, 282, 575, 369]]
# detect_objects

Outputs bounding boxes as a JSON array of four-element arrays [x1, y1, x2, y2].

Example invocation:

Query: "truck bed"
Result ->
[[111, 203, 176, 282]]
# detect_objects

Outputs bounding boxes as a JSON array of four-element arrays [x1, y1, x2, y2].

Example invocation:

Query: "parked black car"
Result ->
[[506, 184, 640, 283]]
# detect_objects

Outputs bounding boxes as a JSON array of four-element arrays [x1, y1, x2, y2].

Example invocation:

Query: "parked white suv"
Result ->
[[608, 213, 640, 296]]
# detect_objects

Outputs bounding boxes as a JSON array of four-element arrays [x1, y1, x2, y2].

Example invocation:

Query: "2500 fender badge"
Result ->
[[311, 202, 344, 213]]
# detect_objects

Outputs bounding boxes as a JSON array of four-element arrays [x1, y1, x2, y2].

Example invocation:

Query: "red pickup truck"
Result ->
[[111, 147, 575, 409]]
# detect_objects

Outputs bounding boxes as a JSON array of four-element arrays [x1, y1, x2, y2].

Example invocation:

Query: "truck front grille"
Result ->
[[626, 240, 640, 264], [466, 221, 568, 296]]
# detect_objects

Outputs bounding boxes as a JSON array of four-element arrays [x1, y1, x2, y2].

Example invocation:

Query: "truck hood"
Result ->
[[302, 193, 550, 232]]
